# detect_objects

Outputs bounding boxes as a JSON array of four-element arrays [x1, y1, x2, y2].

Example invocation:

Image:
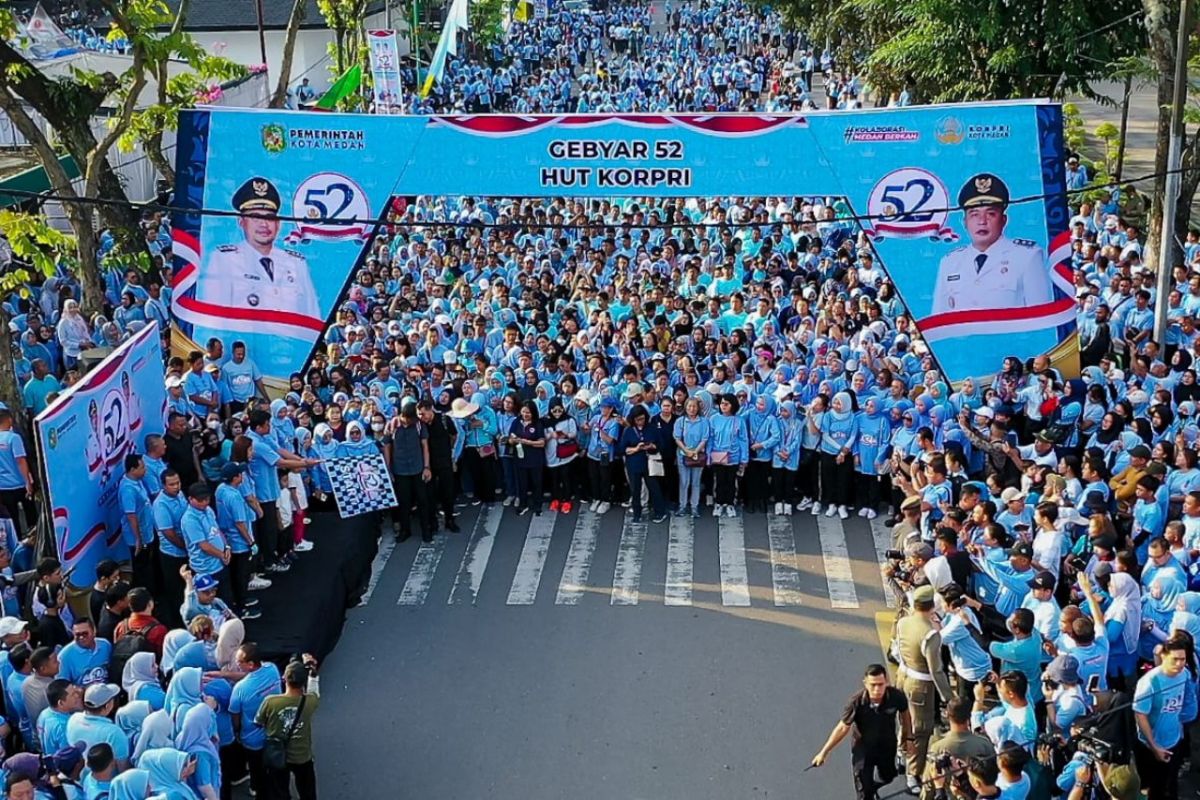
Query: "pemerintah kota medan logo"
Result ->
[[261, 123, 287, 154]]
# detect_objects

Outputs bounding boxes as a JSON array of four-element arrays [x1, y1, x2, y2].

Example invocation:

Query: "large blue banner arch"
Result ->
[[171, 103, 1077, 384]]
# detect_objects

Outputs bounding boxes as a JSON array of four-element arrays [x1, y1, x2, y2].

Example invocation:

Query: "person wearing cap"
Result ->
[[930, 173, 1052, 316], [1020, 569, 1061, 650], [179, 482, 232, 605], [197, 176, 320, 321], [449, 395, 500, 507], [1042, 654, 1090, 740], [971, 539, 1036, 618], [65, 683, 130, 772], [165, 374, 191, 419], [893, 584, 952, 793], [256, 654, 321, 800], [180, 568, 236, 630], [214, 461, 260, 620], [995, 487, 1032, 536]]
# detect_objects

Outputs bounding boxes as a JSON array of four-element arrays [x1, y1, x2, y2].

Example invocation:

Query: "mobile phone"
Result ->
[[1086, 674, 1100, 693]]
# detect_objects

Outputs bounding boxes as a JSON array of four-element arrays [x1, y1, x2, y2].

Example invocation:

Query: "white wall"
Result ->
[[191, 11, 404, 96]]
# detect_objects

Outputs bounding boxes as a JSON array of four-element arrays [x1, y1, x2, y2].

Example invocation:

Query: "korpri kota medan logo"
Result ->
[[261, 123, 287, 154], [935, 116, 965, 145]]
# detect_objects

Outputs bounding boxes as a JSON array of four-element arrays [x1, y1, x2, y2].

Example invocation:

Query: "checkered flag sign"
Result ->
[[326, 453, 398, 518]]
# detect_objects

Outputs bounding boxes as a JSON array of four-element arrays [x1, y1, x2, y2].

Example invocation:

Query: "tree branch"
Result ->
[[84, 52, 147, 196], [273, 0, 308, 107]]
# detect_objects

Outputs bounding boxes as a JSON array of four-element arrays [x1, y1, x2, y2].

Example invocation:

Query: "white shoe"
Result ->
[[825, 504, 837, 518], [713, 504, 724, 518], [303, 517, 312, 525], [597, 502, 611, 514], [838, 505, 849, 520], [294, 539, 314, 552], [248, 576, 272, 591], [797, 497, 813, 511], [773, 502, 783, 515], [622, 499, 632, 508], [865, 509, 878, 520], [811, 502, 822, 516], [503, 496, 514, 507], [589, 499, 600, 512], [727, 505, 738, 518], [783, 503, 793, 515], [857, 507, 869, 518]]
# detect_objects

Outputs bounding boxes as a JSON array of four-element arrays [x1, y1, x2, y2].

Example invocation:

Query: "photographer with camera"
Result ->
[[255, 653, 321, 800], [884, 542, 932, 612]]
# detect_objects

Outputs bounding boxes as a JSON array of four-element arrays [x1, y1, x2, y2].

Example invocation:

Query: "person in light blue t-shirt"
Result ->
[[1133, 635, 1198, 798], [229, 643, 281, 760], [0, 409, 34, 531], [221, 341, 265, 413], [56, 617, 112, 687], [180, 483, 230, 601]]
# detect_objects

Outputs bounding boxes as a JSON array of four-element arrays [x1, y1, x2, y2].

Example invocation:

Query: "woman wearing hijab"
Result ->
[[1098, 572, 1142, 688], [176, 702, 222, 800], [55, 298, 93, 370], [161, 630, 196, 679], [116, 700, 152, 753], [708, 394, 749, 519], [771, 399, 803, 515], [133, 709, 176, 766], [854, 396, 891, 519], [307, 424, 338, 512], [334, 420, 378, 458], [166, 667, 204, 733], [1141, 573, 1187, 661], [109, 768, 152, 800], [819, 392, 859, 520], [744, 395, 780, 515], [141, 747, 202, 799], [123, 651, 166, 711]]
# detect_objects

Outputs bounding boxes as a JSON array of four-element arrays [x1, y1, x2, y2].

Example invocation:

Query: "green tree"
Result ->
[[0, 212, 76, 425], [469, 0, 507, 54], [317, 0, 371, 109], [0, 0, 246, 315], [772, 0, 1144, 104]]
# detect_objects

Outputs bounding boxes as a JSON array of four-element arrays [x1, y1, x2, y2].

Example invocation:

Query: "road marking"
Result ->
[[766, 513, 803, 606], [397, 535, 447, 606], [665, 514, 694, 606], [507, 511, 558, 605], [869, 515, 898, 608], [358, 525, 396, 607], [611, 513, 647, 605], [717, 515, 751, 607], [816, 514, 859, 609], [449, 504, 501, 605], [556, 510, 601, 605]]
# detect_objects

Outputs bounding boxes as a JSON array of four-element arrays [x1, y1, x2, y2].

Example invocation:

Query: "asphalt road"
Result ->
[[311, 505, 894, 799]]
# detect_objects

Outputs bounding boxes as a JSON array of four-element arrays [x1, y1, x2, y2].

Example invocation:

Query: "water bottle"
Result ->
[[516, 442, 525, 459]]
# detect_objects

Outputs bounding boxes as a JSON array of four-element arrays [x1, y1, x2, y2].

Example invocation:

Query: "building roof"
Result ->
[[164, 0, 386, 31]]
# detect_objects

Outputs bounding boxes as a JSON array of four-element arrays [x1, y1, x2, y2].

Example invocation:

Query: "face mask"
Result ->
[[372, 423, 385, 433]]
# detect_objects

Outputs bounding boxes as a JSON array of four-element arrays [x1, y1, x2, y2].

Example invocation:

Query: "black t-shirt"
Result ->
[[945, 550, 973, 591], [841, 687, 908, 750], [163, 431, 199, 487]]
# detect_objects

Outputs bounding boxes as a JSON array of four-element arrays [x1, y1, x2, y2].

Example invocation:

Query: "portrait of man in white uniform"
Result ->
[[930, 173, 1052, 315], [196, 177, 320, 323]]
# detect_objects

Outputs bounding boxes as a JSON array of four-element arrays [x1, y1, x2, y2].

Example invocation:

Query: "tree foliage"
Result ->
[[317, 0, 371, 108], [771, 0, 1144, 103], [469, 0, 507, 53]]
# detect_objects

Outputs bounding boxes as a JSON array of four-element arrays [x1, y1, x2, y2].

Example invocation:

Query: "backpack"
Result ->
[[109, 619, 163, 682]]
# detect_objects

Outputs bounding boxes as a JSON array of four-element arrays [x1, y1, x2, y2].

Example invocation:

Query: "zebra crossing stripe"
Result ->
[[664, 515, 694, 606], [397, 536, 447, 606], [766, 513, 803, 606], [449, 503, 502, 605], [717, 515, 751, 607], [556, 509, 601, 605], [869, 515, 898, 608], [359, 524, 397, 607], [507, 510, 558, 605], [611, 513, 647, 605], [816, 514, 859, 609]]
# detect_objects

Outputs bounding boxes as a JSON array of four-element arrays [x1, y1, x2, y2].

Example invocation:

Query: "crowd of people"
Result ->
[[401, 0, 869, 114]]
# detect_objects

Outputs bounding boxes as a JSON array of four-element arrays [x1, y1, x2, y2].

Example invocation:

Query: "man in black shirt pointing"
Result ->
[[811, 663, 913, 800]]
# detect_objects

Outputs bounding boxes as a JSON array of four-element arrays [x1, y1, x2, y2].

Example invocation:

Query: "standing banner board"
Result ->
[[171, 104, 1076, 383], [367, 30, 404, 114], [326, 453, 399, 518], [35, 322, 167, 584]]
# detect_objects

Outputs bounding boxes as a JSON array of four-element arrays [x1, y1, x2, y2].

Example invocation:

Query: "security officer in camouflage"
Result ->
[[893, 584, 953, 794]]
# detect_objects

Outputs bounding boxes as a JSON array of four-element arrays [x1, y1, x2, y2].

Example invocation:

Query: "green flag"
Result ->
[[314, 64, 362, 111]]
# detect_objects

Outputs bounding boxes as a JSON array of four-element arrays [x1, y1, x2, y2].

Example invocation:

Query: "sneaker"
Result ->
[[825, 504, 837, 518], [631, 514, 643, 524], [589, 500, 600, 512], [838, 505, 849, 520], [550, 500, 561, 512], [713, 504, 724, 518], [561, 502, 572, 514], [248, 576, 272, 590], [243, 597, 259, 608], [519, 506, 531, 516], [797, 497, 813, 511], [774, 502, 783, 515], [811, 502, 822, 516], [303, 517, 312, 525], [502, 496, 514, 507], [471, 498, 483, 506], [266, 562, 291, 574], [653, 514, 668, 523], [622, 499, 632, 508], [726, 505, 738, 518], [783, 503, 792, 515], [675, 508, 689, 517], [597, 502, 611, 514], [691, 507, 701, 519], [240, 608, 263, 621], [865, 509, 878, 520], [857, 507, 869, 518], [294, 539, 314, 553], [906, 775, 921, 795]]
